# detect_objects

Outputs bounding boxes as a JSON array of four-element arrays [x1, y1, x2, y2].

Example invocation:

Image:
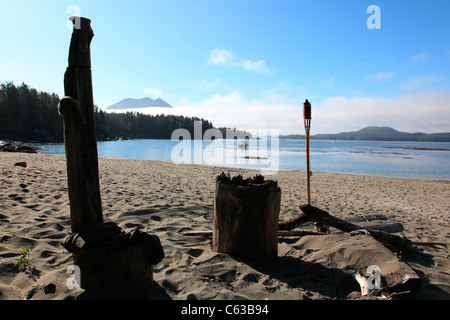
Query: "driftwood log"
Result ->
[[184, 230, 324, 237], [213, 173, 281, 259], [342, 214, 404, 233], [59, 17, 156, 294], [278, 212, 310, 231], [279, 212, 404, 234], [58, 16, 103, 234], [299, 204, 414, 252]]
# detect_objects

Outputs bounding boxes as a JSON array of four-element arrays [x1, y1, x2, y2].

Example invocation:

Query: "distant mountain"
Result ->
[[280, 126, 450, 142], [107, 97, 173, 110]]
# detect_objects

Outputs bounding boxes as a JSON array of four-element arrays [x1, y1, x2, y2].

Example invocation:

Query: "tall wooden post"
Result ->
[[59, 17, 158, 294], [58, 17, 103, 233], [303, 99, 312, 204]]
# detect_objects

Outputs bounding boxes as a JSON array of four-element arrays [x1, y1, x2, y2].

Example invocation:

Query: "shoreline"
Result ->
[[2, 151, 450, 182], [2, 138, 449, 180], [0, 152, 449, 300], [83, 155, 450, 182]]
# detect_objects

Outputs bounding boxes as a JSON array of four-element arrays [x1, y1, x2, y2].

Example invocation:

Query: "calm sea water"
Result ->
[[35, 139, 450, 179]]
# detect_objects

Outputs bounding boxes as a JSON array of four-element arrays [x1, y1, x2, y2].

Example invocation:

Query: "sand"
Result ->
[[0, 152, 449, 300]]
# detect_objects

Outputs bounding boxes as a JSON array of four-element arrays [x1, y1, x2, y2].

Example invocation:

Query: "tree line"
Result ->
[[96, 108, 215, 140], [0, 82, 248, 142], [0, 82, 62, 142]]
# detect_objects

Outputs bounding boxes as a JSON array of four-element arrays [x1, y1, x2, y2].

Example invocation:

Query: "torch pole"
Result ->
[[303, 100, 312, 204]]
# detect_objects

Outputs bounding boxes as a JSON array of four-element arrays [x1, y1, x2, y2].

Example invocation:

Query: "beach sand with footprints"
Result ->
[[0, 152, 449, 300]]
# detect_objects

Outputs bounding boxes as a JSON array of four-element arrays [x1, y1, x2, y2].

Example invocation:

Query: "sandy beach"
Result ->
[[0, 152, 449, 300]]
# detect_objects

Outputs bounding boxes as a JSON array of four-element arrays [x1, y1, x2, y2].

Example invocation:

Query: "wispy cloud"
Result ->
[[143, 87, 172, 98], [209, 49, 234, 66], [325, 77, 337, 90], [130, 90, 450, 135], [366, 71, 397, 82], [410, 52, 428, 63], [261, 82, 310, 104], [208, 49, 271, 74], [400, 75, 443, 91], [195, 77, 225, 91], [314, 92, 450, 134], [241, 59, 270, 74]]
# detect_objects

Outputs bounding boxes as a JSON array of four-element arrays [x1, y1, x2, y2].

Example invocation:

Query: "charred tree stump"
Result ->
[[72, 244, 154, 295], [213, 173, 281, 259], [59, 17, 157, 294]]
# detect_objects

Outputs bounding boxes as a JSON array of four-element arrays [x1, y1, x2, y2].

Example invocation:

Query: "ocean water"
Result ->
[[34, 139, 450, 179]]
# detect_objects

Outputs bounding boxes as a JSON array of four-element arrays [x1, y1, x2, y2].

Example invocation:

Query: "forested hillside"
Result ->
[[0, 82, 62, 141], [0, 82, 228, 142]]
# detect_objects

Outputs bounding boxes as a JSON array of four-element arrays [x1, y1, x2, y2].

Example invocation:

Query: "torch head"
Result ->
[[303, 99, 311, 120]]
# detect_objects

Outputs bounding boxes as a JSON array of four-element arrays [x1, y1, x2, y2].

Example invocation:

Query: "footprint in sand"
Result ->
[[186, 248, 203, 258], [242, 272, 261, 283], [8, 194, 25, 202]]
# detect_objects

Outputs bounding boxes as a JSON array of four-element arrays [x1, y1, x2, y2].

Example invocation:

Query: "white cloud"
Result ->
[[209, 49, 234, 66], [366, 71, 397, 82], [143, 87, 172, 98], [314, 92, 450, 134], [400, 75, 443, 92], [208, 49, 272, 74], [131, 91, 298, 133], [261, 82, 311, 105], [325, 77, 337, 90], [410, 52, 428, 63], [241, 59, 270, 74], [122, 91, 450, 135], [195, 77, 224, 91]]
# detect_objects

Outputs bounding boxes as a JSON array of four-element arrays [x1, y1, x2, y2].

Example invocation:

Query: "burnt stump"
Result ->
[[213, 173, 281, 259]]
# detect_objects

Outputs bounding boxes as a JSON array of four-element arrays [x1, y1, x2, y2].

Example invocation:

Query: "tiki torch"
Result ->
[[303, 99, 312, 204]]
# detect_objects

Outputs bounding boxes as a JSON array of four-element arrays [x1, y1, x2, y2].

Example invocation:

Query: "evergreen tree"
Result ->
[[0, 81, 247, 142]]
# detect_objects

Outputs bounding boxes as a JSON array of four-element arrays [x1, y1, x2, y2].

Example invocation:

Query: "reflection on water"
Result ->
[[34, 139, 450, 179]]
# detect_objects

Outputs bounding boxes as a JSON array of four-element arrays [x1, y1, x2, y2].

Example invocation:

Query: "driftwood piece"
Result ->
[[62, 222, 164, 294], [299, 204, 414, 252], [213, 173, 281, 259], [345, 215, 404, 233], [278, 212, 310, 230], [184, 230, 214, 237], [59, 17, 103, 234], [72, 244, 154, 294], [59, 17, 156, 295], [278, 230, 325, 237], [412, 241, 448, 248], [184, 230, 325, 238], [279, 212, 404, 233]]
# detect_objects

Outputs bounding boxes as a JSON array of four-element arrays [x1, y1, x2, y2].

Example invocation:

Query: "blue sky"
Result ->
[[1, 0, 449, 134]]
